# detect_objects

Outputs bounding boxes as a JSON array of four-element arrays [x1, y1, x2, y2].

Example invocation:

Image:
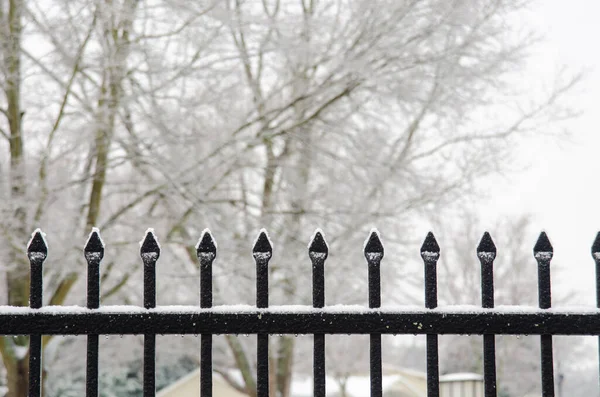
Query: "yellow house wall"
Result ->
[[157, 371, 248, 397]]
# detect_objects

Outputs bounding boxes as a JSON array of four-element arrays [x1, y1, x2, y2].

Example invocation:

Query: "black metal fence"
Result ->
[[14, 227, 600, 397]]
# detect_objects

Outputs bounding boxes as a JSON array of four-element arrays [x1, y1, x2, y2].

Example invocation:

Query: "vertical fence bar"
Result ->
[[253, 230, 272, 397], [477, 232, 497, 397], [534, 232, 554, 397], [421, 232, 440, 397], [309, 230, 328, 397], [85, 229, 104, 397], [141, 230, 160, 397], [592, 232, 600, 393], [27, 230, 47, 397], [197, 230, 217, 397], [364, 230, 384, 397]]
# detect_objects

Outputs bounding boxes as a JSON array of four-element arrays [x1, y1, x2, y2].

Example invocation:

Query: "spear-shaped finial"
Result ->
[[420, 232, 440, 262], [196, 228, 217, 259], [140, 229, 161, 260], [533, 231, 553, 261], [364, 228, 384, 263], [253, 229, 272, 309], [309, 229, 328, 261], [477, 232, 496, 263], [84, 228, 105, 262], [27, 229, 48, 262], [253, 229, 273, 260], [27, 229, 48, 310]]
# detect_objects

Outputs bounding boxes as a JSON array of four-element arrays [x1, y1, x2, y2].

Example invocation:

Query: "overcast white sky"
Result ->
[[478, 0, 600, 304]]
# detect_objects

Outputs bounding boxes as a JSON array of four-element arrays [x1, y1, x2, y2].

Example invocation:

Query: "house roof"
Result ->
[[439, 373, 483, 382], [291, 374, 405, 397], [156, 368, 202, 397], [157, 367, 482, 397], [156, 369, 246, 397]]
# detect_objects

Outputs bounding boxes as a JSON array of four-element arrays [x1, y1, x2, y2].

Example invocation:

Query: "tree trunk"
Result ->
[[0, 1, 32, 395], [275, 336, 295, 397], [5, 358, 28, 397]]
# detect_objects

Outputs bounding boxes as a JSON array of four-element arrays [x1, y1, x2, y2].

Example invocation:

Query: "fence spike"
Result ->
[[198, 229, 216, 310], [478, 233, 497, 393], [140, 229, 159, 396], [363, 229, 384, 396], [253, 229, 273, 257], [253, 228, 272, 395], [140, 229, 161, 258], [591, 232, 600, 256], [420, 232, 440, 260], [534, 230, 554, 393], [477, 231, 496, 253], [84, 229, 102, 397], [27, 229, 48, 259], [364, 229, 384, 259], [420, 231, 440, 396], [310, 229, 327, 309], [84, 228, 105, 261], [533, 231, 553, 260], [196, 229, 217, 259], [309, 229, 328, 259], [477, 232, 496, 262], [27, 229, 47, 313]]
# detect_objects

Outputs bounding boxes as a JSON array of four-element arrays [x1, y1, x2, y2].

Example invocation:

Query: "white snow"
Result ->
[[13, 345, 28, 360], [363, 228, 382, 250], [421, 251, 439, 261], [253, 252, 272, 261], [141, 252, 159, 262], [365, 252, 383, 262], [307, 228, 328, 249], [164, 367, 433, 397], [291, 374, 403, 397], [85, 227, 105, 248], [195, 228, 217, 250], [28, 253, 47, 262], [26, 228, 48, 252], [84, 252, 103, 262], [0, 304, 596, 316], [477, 252, 495, 261], [534, 252, 553, 260], [209, 304, 258, 313], [439, 372, 483, 382], [253, 228, 274, 249], [139, 228, 160, 249]]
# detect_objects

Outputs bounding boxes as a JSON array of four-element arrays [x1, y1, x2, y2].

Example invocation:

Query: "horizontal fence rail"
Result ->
[[0, 306, 599, 335], [14, 227, 600, 397]]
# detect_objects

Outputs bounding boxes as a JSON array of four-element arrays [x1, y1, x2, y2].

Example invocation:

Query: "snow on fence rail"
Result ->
[[17, 228, 600, 397]]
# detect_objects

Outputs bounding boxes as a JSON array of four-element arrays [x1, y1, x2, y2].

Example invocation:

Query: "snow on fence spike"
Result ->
[[477, 232, 496, 255], [420, 232, 440, 255], [84, 229, 105, 254], [27, 229, 48, 256], [196, 229, 217, 255], [363, 228, 383, 252], [533, 231, 553, 260], [308, 229, 328, 254], [140, 229, 160, 256], [591, 232, 600, 257], [252, 229, 273, 254]]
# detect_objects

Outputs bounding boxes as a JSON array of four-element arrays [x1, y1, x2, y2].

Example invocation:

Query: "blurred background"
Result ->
[[0, 0, 598, 396]]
